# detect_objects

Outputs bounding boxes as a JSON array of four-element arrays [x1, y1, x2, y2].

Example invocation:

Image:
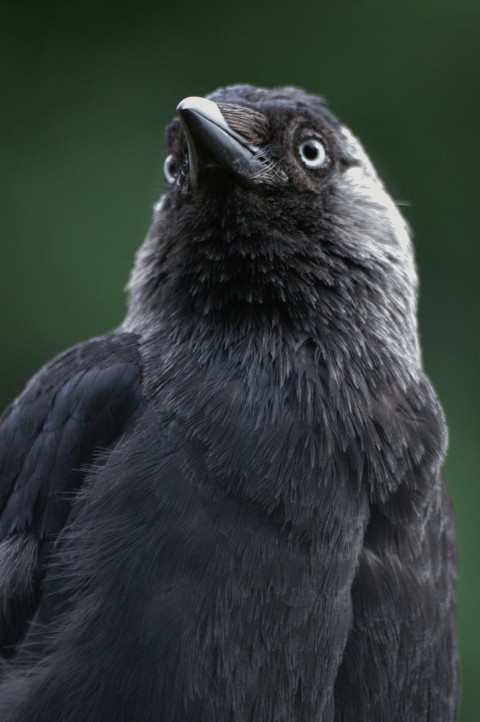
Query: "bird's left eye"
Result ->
[[298, 138, 327, 169], [163, 154, 178, 184]]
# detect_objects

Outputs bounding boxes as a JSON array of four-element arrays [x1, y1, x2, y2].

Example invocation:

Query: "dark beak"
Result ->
[[176, 96, 267, 189]]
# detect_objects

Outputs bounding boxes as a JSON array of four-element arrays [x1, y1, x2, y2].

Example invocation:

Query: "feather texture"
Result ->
[[0, 85, 457, 720]]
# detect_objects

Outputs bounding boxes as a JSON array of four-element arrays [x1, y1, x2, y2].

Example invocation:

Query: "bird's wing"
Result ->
[[0, 331, 146, 657], [334, 474, 458, 720]]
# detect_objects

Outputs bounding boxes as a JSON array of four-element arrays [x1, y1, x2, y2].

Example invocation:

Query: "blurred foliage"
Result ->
[[1, 1, 478, 718]]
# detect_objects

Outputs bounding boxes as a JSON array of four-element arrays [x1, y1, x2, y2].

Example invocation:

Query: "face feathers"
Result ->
[[126, 85, 419, 375]]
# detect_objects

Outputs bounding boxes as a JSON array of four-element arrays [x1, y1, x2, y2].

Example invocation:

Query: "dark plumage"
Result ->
[[0, 85, 457, 720]]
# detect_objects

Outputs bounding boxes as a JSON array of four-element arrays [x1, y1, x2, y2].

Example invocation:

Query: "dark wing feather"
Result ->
[[0, 331, 146, 657], [334, 474, 458, 721]]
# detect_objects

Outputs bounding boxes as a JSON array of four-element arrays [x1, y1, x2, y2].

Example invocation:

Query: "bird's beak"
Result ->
[[176, 96, 267, 189]]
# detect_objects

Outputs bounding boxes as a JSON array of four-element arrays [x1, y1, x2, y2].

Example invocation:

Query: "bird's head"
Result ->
[[127, 85, 420, 370]]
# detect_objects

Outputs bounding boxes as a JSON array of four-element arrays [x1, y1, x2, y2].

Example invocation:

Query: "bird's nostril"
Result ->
[[176, 96, 270, 189]]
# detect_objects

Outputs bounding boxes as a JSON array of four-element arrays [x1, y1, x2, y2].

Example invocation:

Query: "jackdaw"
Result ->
[[0, 85, 458, 721]]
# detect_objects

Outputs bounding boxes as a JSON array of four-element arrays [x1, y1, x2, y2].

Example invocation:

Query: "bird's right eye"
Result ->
[[163, 154, 178, 184], [298, 138, 327, 170]]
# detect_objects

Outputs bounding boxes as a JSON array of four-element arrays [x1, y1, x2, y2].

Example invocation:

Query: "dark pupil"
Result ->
[[303, 142, 318, 160], [168, 160, 176, 175]]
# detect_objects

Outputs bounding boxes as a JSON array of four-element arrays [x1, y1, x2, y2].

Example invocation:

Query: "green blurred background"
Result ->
[[1, 0, 478, 717]]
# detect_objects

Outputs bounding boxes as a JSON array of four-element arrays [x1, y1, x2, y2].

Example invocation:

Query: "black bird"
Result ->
[[0, 85, 457, 721]]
